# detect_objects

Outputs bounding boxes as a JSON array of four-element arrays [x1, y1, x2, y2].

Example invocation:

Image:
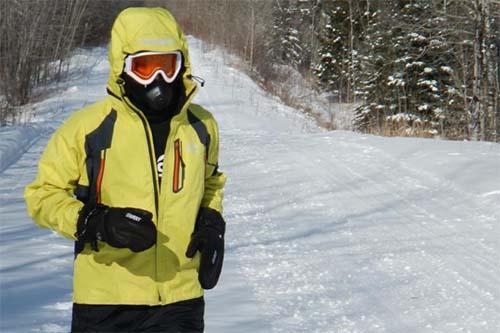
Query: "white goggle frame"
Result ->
[[124, 51, 182, 85]]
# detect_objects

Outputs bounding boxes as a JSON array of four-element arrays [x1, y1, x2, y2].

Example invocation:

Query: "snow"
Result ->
[[1, 37, 500, 332], [417, 104, 430, 111], [440, 66, 453, 74], [408, 33, 427, 42], [266, 60, 355, 130], [386, 113, 421, 123], [0, 126, 43, 173], [0, 47, 108, 173], [405, 61, 425, 69], [387, 75, 405, 87], [418, 79, 439, 92]]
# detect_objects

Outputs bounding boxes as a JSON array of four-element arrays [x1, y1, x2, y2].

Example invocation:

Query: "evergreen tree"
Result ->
[[293, 0, 322, 72], [267, 0, 303, 69], [314, 0, 366, 103], [353, 2, 391, 132], [315, 2, 353, 101], [355, 0, 462, 137]]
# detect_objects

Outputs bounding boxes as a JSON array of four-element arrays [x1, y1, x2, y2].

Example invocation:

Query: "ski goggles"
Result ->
[[124, 51, 182, 85]]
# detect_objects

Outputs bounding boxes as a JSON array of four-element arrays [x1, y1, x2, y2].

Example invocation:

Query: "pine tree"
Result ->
[[314, 0, 366, 103], [353, 2, 391, 132], [267, 0, 303, 69], [293, 0, 322, 72], [314, 2, 351, 101], [355, 0, 463, 137]]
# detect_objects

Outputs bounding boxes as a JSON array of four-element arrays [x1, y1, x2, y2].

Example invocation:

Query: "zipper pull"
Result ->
[[188, 75, 205, 87]]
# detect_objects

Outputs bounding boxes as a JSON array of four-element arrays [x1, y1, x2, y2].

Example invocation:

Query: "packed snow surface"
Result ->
[[1, 37, 499, 333]]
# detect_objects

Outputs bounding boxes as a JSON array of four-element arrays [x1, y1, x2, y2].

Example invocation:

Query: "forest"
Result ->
[[1, 0, 499, 141]]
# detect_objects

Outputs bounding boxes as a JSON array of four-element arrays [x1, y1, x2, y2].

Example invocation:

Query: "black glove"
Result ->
[[186, 207, 225, 289], [76, 204, 156, 253]]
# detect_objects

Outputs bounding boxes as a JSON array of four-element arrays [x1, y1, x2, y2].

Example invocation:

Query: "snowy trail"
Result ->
[[191, 41, 500, 332], [1, 38, 499, 332], [216, 127, 499, 332]]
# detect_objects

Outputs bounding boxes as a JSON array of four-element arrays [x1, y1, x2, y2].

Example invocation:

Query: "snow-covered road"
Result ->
[[1, 38, 499, 332]]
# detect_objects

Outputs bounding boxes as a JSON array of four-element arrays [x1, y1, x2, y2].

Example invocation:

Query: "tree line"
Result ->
[[167, 0, 500, 141], [1, 0, 499, 142]]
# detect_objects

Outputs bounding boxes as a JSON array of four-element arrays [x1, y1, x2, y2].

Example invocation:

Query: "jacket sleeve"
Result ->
[[24, 120, 84, 240], [201, 116, 226, 214]]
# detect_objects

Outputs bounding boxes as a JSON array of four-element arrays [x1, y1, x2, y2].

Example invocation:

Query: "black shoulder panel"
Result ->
[[187, 109, 210, 158], [84, 110, 117, 157], [83, 109, 117, 205], [76, 109, 117, 259]]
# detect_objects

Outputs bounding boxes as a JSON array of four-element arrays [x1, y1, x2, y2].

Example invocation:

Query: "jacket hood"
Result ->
[[107, 7, 196, 101]]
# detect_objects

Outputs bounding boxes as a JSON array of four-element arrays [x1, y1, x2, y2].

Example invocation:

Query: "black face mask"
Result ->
[[122, 73, 184, 121]]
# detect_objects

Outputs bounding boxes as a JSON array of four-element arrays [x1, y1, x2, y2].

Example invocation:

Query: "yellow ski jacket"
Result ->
[[24, 7, 226, 305]]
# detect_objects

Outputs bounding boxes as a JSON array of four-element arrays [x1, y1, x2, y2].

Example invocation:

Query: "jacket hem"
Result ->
[[73, 290, 204, 306]]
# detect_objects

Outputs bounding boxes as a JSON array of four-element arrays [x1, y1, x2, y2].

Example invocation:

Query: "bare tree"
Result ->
[[0, 0, 90, 125]]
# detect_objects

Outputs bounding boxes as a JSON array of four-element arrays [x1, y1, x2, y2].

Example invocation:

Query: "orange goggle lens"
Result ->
[[130, 53, 179, 80]]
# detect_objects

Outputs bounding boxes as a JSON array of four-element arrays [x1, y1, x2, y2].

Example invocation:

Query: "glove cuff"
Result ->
[[196, 207, 225, 235], [75, 204, 108, 241]]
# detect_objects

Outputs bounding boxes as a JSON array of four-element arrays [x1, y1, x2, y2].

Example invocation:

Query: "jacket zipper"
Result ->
[[136, 114, 160, 215], [120, 94, 162, 302], [119, 92, 160, 216], [119, 81, 198, 304], [118, 82, 198, 215]]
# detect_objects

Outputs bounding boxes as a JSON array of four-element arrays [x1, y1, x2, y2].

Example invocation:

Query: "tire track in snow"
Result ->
[[331, 138, 500, 300], [221, 130, 391, 332], [306, 135, 500, 331], [288, 135, 421, 333], [222, 127, 499, 332]]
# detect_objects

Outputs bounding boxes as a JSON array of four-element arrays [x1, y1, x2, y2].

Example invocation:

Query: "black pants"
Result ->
[[71, 297, 204, 333]]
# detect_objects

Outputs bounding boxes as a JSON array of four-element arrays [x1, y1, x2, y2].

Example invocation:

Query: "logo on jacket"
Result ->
[[157, 154, 164, 179], [185, 143, 199, 154]]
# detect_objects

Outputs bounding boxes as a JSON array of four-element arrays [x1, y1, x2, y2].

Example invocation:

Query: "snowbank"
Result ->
[[0, 47, 107, 175], [0, 125, 45, 173]]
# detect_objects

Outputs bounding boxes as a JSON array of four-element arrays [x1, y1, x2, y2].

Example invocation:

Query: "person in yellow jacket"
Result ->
[[24, 7, 226, 333]]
